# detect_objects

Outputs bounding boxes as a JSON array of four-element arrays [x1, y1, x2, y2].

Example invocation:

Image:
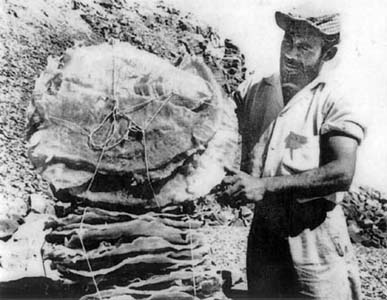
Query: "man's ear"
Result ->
[[322, 46, 338, 61]]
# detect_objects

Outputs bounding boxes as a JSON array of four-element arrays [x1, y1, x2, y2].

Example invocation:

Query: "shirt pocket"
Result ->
[[281, 134, 320, 173]]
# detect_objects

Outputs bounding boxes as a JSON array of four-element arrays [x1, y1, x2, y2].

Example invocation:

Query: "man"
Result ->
[[227, 6, 365, 299]]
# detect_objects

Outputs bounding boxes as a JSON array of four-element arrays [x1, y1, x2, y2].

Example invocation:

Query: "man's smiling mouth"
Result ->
[[284, 62, 301, 73]]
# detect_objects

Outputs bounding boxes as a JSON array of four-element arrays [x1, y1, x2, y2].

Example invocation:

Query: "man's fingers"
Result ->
[[225, 181, 243, 196], [222, 174, 240, 185], [224, 187, 242, 198]]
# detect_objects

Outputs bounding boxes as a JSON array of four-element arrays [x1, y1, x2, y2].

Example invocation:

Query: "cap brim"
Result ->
[[275, 11, 293, 32], [275, 11, 322, 35]]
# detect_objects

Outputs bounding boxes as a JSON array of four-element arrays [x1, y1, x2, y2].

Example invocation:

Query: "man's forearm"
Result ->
[[262, 160, 353, 199]]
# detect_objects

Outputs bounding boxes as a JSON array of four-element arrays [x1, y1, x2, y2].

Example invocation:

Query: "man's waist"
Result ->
[[252, 194, 337, 237]]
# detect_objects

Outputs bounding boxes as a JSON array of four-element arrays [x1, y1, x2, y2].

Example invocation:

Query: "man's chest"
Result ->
[[259, 87, 328, 176]]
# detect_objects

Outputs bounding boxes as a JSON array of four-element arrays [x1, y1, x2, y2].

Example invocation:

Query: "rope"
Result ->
[[142, 130, 160, 208], [78, 207, 102, 300], [75, 41, 118, 300], [144, 93, 175, 129], [188, 217, 197, 297], [86, 92, 176, 208], [77, 132, 109, 300], [120, 98, 155, 114], [76, 91, 193, 297], [142, 93, 175, 209], [48, 115, 90, 135], [40, 238, 47, 278], [49, 41, 200, 298], [74, 42, 175, 299], [88, 110, 142, 151]]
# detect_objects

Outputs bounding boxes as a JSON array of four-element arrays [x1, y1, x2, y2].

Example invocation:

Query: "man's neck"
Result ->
[[280, 68, 323, 105], [281, 85, 304, 106], [281, 86, 297, 105], [281, 75, 320, 105]]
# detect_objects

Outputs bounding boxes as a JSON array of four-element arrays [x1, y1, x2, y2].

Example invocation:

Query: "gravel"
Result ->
[[202, 224, 387, 299]]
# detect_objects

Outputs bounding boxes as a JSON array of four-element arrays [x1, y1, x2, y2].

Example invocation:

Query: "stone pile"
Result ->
[[27, 41, 238, 299], [343, 187, 387, 248], [77, 0, 246, 96]]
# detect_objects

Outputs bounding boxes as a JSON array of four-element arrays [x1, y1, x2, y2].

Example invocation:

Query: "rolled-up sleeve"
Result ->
[[320, 94, 366, 144]]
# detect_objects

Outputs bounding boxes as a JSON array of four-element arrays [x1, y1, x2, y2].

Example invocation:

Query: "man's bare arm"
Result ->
[[264, 134, 358, 198], [226, 134, 359, 202]]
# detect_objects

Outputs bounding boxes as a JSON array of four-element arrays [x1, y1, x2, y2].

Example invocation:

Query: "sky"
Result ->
[[161, 0, 387, 193]]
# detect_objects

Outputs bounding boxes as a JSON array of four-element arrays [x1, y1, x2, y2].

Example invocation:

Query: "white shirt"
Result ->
[[249, 75, 366, 204]]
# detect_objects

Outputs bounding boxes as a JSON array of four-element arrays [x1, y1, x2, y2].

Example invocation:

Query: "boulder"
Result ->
[[29, 193, 55, 215]]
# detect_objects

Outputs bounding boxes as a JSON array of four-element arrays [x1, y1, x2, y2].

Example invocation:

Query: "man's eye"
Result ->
[[299, 45, 311, 51], [283, 39, 292, 48], [283, 35, 292, 44]]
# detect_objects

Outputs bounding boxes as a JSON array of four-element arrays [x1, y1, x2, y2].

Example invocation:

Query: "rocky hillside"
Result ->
[[343, 186, 387, 248], [0, 1, 244, 299], [0, 0, 245, 242]]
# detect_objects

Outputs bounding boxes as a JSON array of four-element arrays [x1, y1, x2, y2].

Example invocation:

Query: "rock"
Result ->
[[97, 0, 117, 9], [343, 187, 387, 248], [72, 0, 81, 10], [0, 115, 6, 125], [0, 219, 19, 241], [54, 201, 73, 217], [0, 213, 55, 282], [240, 206, 253, 218], [29, 193, 55, 215], [220, 268, 244, 291]]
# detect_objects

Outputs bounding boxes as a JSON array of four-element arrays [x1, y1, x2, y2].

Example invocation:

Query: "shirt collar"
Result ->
[[263, 70, 330, 86], [261, 72, 331, 114], [276, 72, 330, 114], [308, 73, 328, 92]]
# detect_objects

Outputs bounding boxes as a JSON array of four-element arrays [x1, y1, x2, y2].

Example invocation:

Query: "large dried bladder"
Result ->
[[27, 42, 238, 299]]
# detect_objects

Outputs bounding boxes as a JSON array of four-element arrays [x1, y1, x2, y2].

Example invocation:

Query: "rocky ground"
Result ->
[[203, 226, 387, 299], [0, 0, 386, 299]]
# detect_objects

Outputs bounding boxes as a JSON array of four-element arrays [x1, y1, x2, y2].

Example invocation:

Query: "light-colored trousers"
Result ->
[[246, 197, 362, 299]]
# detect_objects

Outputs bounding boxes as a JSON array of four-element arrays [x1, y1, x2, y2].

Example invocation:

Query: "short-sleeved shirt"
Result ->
[[235, 74, 284, 173], [238, 73, 365, 299], [245, 73, 365, 204]]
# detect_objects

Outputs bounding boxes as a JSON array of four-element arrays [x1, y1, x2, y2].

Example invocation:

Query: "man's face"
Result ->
[[280, 23, 326, 96]]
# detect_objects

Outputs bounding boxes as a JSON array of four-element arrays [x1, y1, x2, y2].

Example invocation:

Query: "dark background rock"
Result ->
[[343, 186, 387, 248]]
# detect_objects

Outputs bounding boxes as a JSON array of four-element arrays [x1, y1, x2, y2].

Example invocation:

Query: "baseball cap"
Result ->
[[275, 4, 341, 37]]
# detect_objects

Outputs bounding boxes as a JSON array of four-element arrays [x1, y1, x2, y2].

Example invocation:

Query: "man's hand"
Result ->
[[222, 168, 267, 204]]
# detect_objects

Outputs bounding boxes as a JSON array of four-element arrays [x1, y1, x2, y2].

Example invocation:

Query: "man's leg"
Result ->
[[246, 215, 299, 298], [289, 205, 362, 300]]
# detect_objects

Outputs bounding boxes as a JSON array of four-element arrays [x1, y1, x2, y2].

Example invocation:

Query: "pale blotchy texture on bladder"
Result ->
[[28, 42, 238, 208], [26, 42, 238, 299]]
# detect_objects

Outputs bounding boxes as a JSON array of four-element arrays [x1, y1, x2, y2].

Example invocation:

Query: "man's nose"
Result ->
[[284, 47, 299, 62]]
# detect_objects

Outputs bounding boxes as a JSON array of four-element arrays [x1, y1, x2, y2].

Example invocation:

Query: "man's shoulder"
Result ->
[[237, 73, 280, 99], [312, 72, 344, 96]]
